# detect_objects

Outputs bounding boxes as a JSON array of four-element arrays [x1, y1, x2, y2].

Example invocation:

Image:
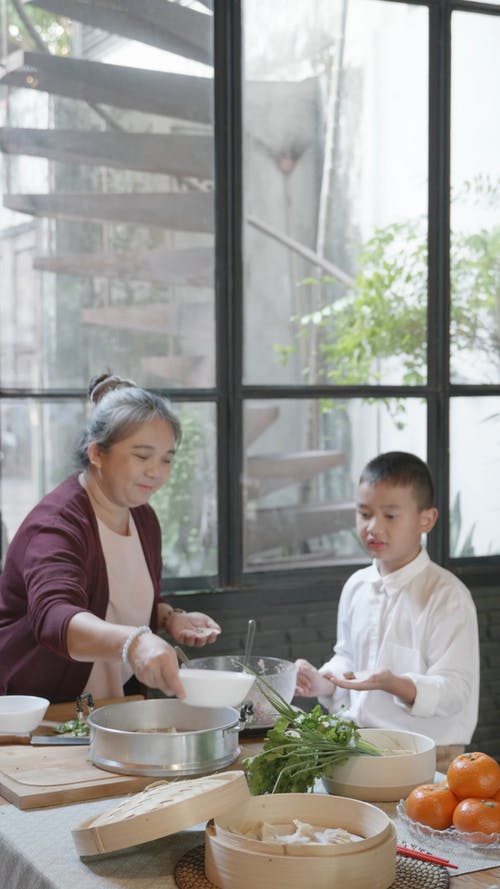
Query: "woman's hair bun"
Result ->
[[88, 372, 137, 405]]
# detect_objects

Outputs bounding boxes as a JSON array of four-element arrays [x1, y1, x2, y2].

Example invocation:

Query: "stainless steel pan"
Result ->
[[87, 698, 242, 777]]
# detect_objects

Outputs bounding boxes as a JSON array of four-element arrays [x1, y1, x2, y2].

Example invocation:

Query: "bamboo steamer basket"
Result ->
[[205, 792, 397, 889], [72, 770, 396, 889], [72, 770, 249, 857]]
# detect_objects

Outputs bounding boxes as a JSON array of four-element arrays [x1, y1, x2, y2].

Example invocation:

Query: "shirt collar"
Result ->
[[370, 547, 430, 596]]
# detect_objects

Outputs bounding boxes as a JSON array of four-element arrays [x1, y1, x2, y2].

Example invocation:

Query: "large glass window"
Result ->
[[240, 0, 433, 572], [450, 11, 500, 385], [1, 0, 499, 588], [448, 8, 500, 559], [0, 0, 216, 572], [243, 397, 426, 570], [1, 6, 214, 391], [243, 0, 428, 388], [450, 397, 500, 558]]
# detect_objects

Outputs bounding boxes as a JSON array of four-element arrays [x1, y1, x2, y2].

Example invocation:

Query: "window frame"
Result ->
[[1, 0, 499, 594]]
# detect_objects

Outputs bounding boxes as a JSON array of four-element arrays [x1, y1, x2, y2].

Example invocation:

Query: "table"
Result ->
[[1, 784, 500, 889], [0, 702, 499, 888], [1, 796, 500, 889]]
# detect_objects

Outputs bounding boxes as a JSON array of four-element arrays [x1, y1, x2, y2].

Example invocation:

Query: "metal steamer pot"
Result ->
[[87, 699, 243, 777]]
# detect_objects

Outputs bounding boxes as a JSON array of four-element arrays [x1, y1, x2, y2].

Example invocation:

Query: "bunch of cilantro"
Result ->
[[242, 680, 380, 795]]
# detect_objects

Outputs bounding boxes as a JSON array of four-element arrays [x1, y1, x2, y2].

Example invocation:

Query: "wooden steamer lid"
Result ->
[[72, 770, 249, 857]]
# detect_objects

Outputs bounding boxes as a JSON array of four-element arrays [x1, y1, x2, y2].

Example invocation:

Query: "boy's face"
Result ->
[[356, 480, 438, 576]]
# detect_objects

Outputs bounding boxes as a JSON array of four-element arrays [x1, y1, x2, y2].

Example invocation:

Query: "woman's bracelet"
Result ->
[[121, 625, 152, 667]]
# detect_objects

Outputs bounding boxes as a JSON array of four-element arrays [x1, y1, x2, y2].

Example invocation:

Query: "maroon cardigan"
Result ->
[[0, 473, 162, 702]]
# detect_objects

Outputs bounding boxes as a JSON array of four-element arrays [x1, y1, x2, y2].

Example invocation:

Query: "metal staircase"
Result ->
[[0, 0, 356, 564]]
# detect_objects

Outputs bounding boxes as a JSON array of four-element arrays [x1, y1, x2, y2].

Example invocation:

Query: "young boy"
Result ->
[[295, 451, 480, 772]]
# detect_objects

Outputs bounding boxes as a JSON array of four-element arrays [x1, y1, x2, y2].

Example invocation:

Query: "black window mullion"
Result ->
[[426, 0, 452, 566], [214, 0, 244, 588]]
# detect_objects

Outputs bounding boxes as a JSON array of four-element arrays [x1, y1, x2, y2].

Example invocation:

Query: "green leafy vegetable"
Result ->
[[242, 676, 380, 794], [54, 718, 90, 736]]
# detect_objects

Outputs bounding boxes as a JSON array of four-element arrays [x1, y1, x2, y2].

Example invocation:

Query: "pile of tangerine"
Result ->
[[405, 752, 500, 839]]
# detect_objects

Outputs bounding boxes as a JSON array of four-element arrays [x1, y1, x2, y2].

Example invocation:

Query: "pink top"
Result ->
[[83, 514, 154, 698]]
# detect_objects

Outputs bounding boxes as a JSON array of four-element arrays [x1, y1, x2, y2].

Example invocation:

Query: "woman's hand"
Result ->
[[66, 611, 187, 698], [127, 632, 186, 698], [295, 658, 337, 697], [159, 605, 221, 647]]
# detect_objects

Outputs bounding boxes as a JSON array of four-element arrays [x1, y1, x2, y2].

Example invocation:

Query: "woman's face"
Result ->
[[89, 417, 177, 509]]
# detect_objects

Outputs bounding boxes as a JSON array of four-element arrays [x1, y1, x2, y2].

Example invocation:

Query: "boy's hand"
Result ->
[[294, 658, 337, 697], [329, 669, 416, 706]]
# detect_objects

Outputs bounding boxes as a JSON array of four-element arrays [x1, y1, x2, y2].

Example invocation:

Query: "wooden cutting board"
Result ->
[[0, 741, 264, 812], [0, 693, 264, 811], [0, 744, 153, 810], [0, 695, 151, 810]]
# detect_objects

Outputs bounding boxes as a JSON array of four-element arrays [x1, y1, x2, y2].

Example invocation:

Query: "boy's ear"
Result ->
[[419, 507, 438, 534]]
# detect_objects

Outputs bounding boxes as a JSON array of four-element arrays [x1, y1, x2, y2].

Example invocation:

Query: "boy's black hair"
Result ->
[[359, 451, 434, 510]]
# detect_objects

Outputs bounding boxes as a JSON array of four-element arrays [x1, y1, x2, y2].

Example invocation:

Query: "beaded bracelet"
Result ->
[[121, 625, 152, 667]]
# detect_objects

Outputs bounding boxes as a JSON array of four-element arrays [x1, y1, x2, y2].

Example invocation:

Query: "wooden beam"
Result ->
[[245, 502, 356, 556], [142, 355, 214, 387], [0, 127, 213, 179], [247, 450, 345, 481], [0, 51, 213, 124], [81, 301, 214, 340], [245, 450, 346, 497], [247, 214, 354, 286], [244, 404, 280, 447], [33, 245, 214, 286], [24, 0, 212, 65], [4, 192, 214, 232]]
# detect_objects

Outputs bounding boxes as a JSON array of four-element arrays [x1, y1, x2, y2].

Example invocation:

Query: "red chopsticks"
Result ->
[[397, 844, 458, 869]]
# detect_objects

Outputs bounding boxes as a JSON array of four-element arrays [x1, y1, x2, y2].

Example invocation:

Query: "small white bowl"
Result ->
[[0, 695, 50, 734], [188, 655, 298, 728], [179, 668, 255, 708], [322, 728, 436, 802]]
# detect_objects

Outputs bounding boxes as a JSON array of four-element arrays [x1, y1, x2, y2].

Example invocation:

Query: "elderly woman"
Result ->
[[0, 373, 220, 703]]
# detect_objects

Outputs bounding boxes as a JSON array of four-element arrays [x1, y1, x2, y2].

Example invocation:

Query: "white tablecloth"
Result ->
[[0, 796, 205, 889], [2, 791, 500, 888]]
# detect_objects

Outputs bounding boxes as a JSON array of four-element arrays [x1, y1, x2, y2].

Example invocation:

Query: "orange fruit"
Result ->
[[447, 752, 500, 800], [452, 798, 500, 838], [405, 783, 458, 830]]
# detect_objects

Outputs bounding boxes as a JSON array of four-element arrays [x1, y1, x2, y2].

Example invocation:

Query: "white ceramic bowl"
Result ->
[[179, 668, 256, 708], [322, 728, 436, 802], [188, 656, 298, 727], [0, 695, 50, 734]]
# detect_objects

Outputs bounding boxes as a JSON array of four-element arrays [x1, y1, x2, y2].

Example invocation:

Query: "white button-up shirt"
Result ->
[[319, 549, 479, 745]]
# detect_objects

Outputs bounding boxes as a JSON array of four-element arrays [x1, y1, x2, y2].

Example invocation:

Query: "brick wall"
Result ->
[[171, 572, 500, 762], [472, 583, 500, 760]]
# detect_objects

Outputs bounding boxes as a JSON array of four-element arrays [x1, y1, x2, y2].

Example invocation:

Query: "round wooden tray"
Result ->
[[174, 846, 450, 889]]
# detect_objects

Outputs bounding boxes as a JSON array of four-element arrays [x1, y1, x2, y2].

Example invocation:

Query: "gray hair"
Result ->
[[75, 374, 182, 468]]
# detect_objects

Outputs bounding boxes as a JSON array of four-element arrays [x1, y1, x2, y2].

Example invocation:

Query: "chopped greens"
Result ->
[[54, 718, 90, 737], [242, 676, 381, 794]]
